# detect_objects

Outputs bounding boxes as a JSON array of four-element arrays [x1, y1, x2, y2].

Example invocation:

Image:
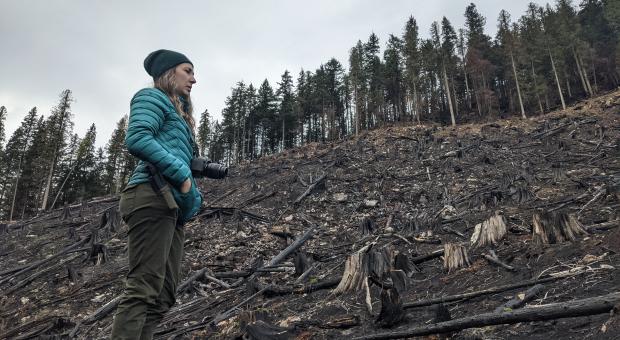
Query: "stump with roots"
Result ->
[[470, 212, 507, 248], [333, 245, 371, 294], [532, 210, 587, 244], [443, 243, 471, 272]]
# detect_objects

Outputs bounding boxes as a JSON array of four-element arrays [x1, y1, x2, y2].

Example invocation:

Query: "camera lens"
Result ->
[[205, 163, 228, 179]]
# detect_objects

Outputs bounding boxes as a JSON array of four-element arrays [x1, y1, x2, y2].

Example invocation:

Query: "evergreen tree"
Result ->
[[402, 17, 421, 123], [384, 34, 405, 122], [497, 10, 527, 118], [276, 70, 296, 148], [0, 106, 6, 152], [197, 109, 211, 157], [41, 89, 74, 210]]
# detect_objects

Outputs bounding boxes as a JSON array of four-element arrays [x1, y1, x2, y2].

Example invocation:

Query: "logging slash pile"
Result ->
[[1, 90, 619, 339]]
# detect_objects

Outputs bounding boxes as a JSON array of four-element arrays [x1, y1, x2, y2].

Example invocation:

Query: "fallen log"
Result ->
[[294, 174, 327, 205], [494, 284, 545, 313], [403, 272, 580, 309], [354, 291, 620, 339], [267, 224, 316, 267], [5, 253, 81, 295], [254, 276, 341, 296], [411, 249, 444, 264]]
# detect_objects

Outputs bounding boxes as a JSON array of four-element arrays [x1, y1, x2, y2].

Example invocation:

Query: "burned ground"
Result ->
[[1, 90, 619, 339]]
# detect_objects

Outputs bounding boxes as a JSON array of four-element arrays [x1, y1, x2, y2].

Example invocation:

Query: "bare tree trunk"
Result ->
[[452, 76, 459, 119], [511, 52, 526, 118], [41, 151, 58, 211], [9, 157, 23, 221], [443, 65, 456, 126], [578, 51, 594, 96], [590, 48, 598, 93], [530, 60, 544, 115], [51, 162, 78, 210], [549, 49, 566, 110], [565, 72, 572, 99], [572, 47, 591, 97], [413, 82, 420, 124]]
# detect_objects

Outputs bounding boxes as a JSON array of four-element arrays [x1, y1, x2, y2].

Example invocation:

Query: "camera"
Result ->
[[190, 158, 228, 179]]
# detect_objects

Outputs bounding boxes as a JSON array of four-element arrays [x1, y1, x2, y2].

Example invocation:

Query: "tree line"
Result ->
[[0, 0, 618, 220]]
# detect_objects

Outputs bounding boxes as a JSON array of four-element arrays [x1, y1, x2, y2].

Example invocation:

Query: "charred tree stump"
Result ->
[[294, 251, 310, 276], [368, 247, 393, 279], [360, 216, 376, 236], [87, 243, 108, 265], [61, 204, 71, 220], [376, 287, 405, 328], [67, 264, 79, 283], [389, 270, 408, 294], [0, 223, 7, 234], [443, 243, 471, 272], [532, 210, 587, 244], [67, 227, 76, 240], [470, 212, 507, 248], [105, 207, 121, 232], [78, 201, 87, 217], [394, 253, 418, 277]]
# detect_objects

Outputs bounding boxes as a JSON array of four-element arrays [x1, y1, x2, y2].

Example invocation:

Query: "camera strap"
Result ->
[[145, 162, 167, 193]]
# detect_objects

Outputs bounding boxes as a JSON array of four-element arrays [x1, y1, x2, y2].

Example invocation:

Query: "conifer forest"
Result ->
[[0, 1, 617, 220]]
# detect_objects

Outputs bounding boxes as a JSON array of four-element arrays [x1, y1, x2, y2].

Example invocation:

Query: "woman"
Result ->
[[111, 49, 203, 340]]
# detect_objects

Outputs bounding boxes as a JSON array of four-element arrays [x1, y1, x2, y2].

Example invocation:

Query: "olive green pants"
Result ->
[[111, 183, 184, 340]]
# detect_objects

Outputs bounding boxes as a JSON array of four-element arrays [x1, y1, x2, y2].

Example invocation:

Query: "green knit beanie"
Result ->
[[143, 49, 193, 79]]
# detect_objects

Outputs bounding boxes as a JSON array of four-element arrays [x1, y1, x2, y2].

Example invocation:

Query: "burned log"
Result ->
[[404, 271, 583, 309], [411, 249, 444, 264], [494, 284, 545, 312], [532, 210, 587, 244], [244, 320, 291, 340], [483, 250, 516, 272], [355, 291, 620, 340]]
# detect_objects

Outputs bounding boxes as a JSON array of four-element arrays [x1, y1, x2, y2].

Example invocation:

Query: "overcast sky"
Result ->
[[1, 0, 550, 148]]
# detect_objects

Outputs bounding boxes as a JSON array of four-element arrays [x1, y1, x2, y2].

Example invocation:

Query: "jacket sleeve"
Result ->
[[125, 89, 191, 188]]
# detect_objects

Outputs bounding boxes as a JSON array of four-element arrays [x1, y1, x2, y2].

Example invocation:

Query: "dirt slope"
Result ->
[[1, 90, 619, 339]]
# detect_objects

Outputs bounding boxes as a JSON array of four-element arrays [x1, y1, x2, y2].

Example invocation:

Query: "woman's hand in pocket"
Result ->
[[180, 178, 192, 193]]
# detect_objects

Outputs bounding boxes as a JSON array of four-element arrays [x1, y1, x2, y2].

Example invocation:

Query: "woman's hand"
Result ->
[[180, 178, 192, 193]]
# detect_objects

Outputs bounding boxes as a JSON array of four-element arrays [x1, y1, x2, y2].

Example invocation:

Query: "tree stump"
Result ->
[[389, 270, 409, 294], [360, 216, 375, 236], [0, 223, 7, 234], [443, 243, 471, 272], [532, 210, 587, 244], [294, 251, 310, 276], [61, 204, 71, 220], [333, 245, 371, 294], [376, 287, 405, 328], [394, 253, 418, 277], [470, 212, 507, 248]]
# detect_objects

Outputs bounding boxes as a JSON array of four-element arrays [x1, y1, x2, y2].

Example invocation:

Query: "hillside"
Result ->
[[1, 90, 619, 339]]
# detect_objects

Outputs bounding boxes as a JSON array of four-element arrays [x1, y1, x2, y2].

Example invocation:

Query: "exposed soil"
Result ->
[[1, 90, 619, 339]]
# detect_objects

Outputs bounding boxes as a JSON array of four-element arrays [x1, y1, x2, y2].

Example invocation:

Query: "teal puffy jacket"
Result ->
[[125, 88, 202, 223]]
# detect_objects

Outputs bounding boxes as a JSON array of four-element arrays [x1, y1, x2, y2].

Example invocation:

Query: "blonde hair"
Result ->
[[154, 67, 195, 131]]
